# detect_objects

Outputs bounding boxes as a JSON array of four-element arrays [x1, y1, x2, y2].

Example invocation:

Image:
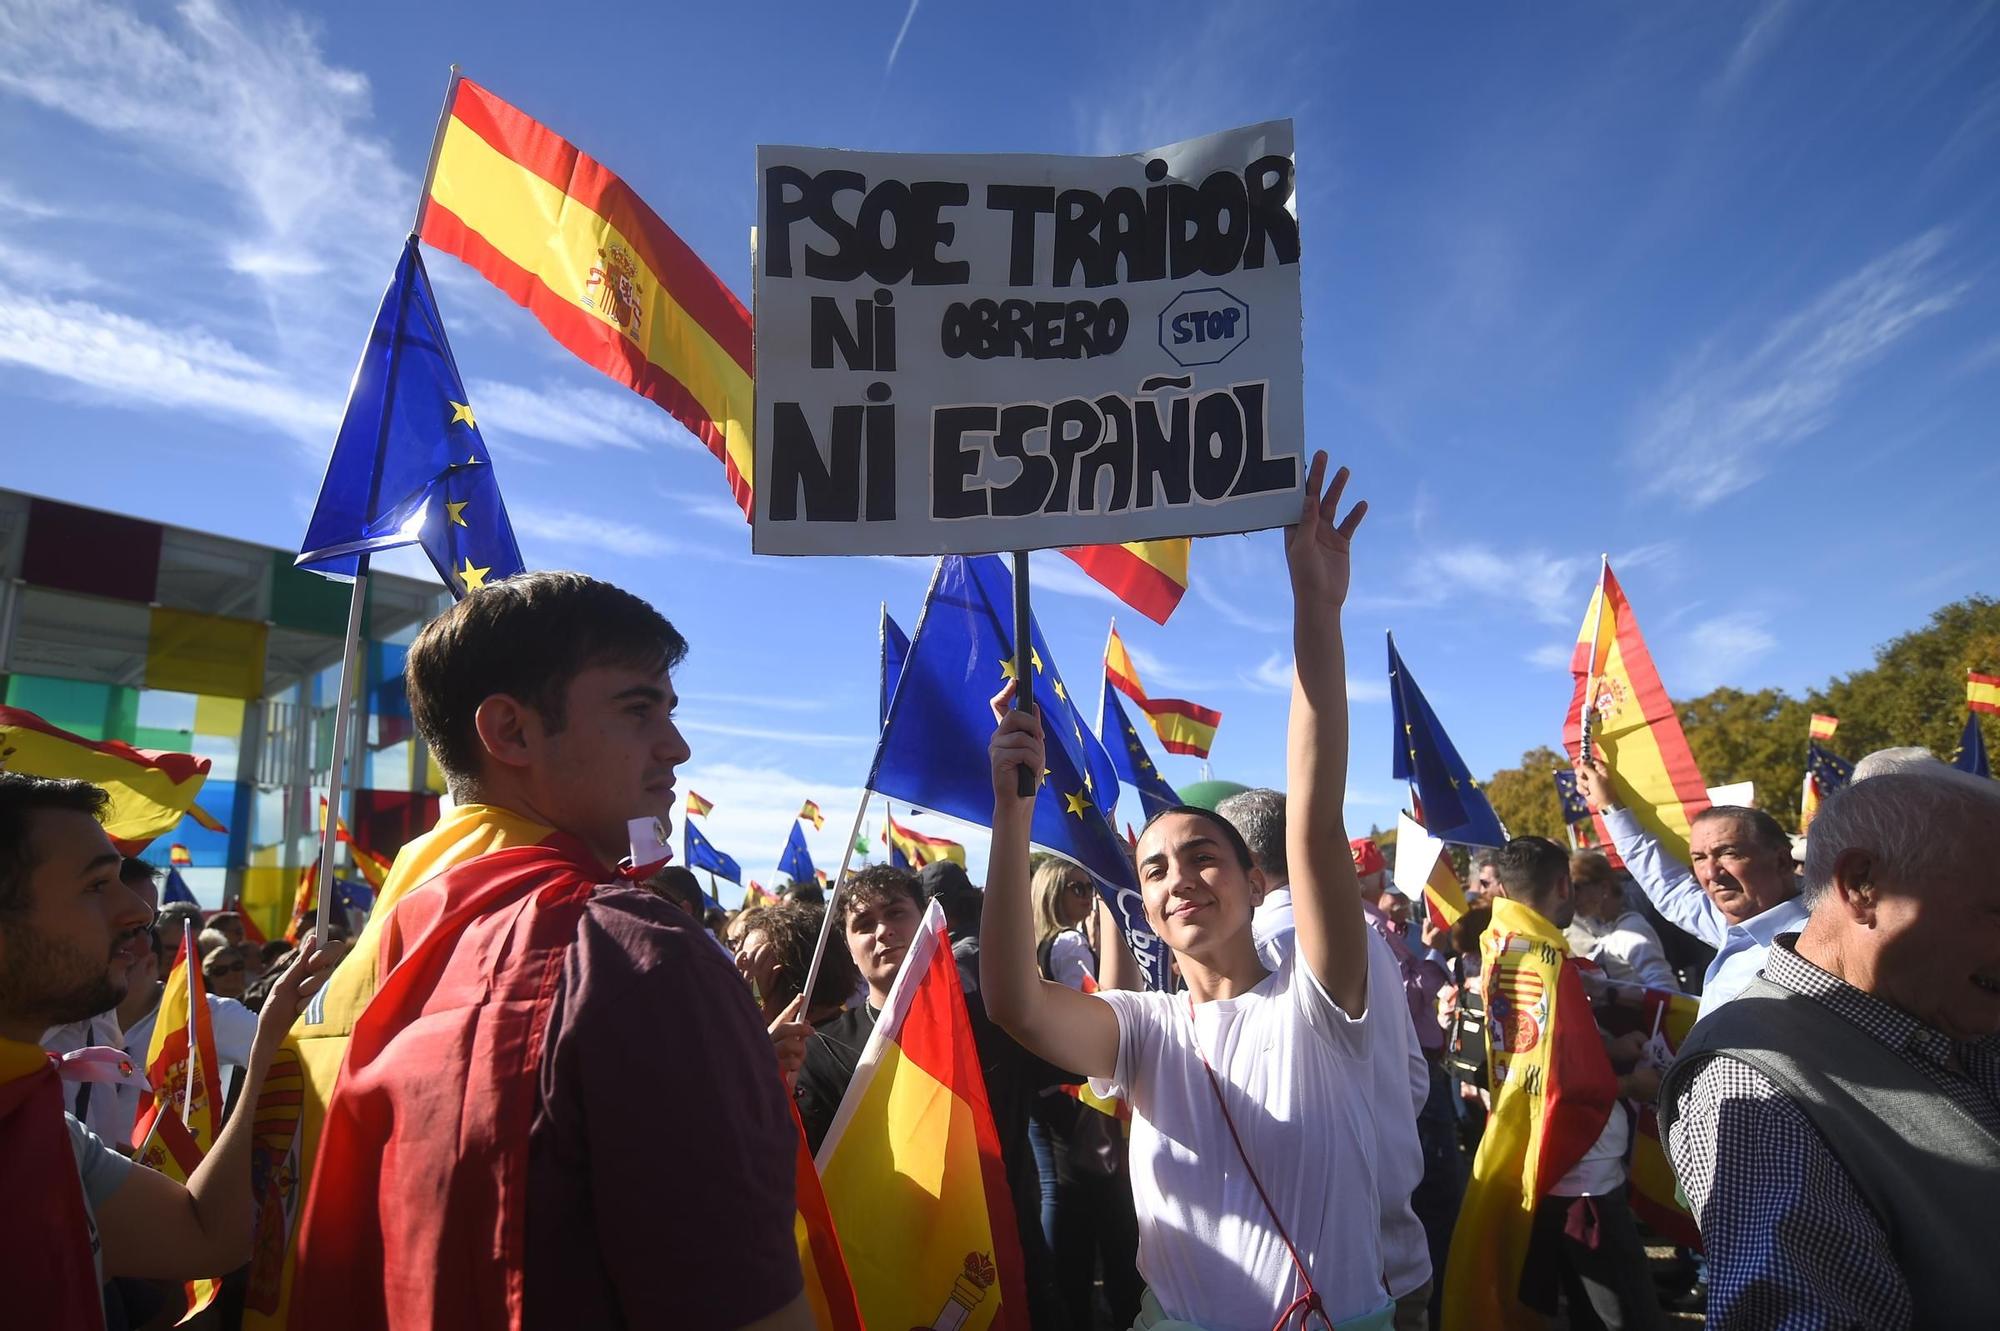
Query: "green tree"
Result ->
[[1483, 745, 1571, 841], [1676, 686, 1813, 832]]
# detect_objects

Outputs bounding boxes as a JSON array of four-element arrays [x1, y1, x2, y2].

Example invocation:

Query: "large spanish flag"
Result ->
[[1563, 562, 1710, 866], [1970, 670, 2000, 716], [420, 78, 755, 515], [0, 706, 211, 854], [792, 1104, 864, 1331], [1442, 898, 1618, 1331], [1063, 539, 1190, 625], [243, 803, 554, 1329], [817, 902, 1028, 1331], [1101, 625, 1223, 759], [133, 923, 225, 1321]]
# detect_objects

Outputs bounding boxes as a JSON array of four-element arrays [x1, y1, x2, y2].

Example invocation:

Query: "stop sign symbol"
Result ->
[[1159, 287, 1250, 367]]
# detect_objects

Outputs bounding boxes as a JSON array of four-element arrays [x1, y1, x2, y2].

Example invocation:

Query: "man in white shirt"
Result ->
[[1575, 757, 1806, 1017], [1221, 787, 1434, 1331], [40, 857, 160, 1147], [1564, 850, 1680, 992]]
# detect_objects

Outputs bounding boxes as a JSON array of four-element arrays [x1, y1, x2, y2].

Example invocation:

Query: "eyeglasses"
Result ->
[[1064, 881, 1093, 896]]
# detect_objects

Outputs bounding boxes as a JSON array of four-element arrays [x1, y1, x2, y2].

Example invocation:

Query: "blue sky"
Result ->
[[2, 1, 1995, 890]]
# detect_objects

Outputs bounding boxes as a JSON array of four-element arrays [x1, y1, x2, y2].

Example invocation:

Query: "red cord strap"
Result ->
[[1187, 994, 1332, 1331]]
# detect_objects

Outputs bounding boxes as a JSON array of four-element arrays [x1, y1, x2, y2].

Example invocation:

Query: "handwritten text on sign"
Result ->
[[752, 121, 1304, 556]]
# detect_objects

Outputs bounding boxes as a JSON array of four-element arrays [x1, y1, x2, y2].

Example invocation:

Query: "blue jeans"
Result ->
[[1027, 1115, 1060, 1251]]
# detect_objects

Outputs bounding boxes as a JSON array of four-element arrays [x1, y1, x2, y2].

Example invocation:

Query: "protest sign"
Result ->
[[754, 121, 1304, 556]]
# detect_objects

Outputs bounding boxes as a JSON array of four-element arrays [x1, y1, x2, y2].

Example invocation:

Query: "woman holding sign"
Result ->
[[980, 453, 1391, 1331]]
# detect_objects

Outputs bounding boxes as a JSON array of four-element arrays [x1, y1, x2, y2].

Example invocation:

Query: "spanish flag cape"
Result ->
[[0, 1038, 103, 1330], [242, 803, 553, 1328], [1442, 897, 1617, 1331], [287, 836, 604, 1329]]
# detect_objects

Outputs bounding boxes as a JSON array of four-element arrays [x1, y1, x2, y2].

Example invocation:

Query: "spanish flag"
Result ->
[[817, 902, 1028, 1330], [1626, 985, 1701, 1249], [1062, 539, 1190, 626], [1395, 813, 1469, 931], [169, 843, 194, 868], [792, 1104, 864, 1331], [745, 880, 779, 908], [1970, 670, 2000, 716], [243, 803, 554, 1328], [133, 923, 225, 1321], [318, 796, 390, 890], [884, 813, 968, 869], [419, 78, 754, 516], [798, 799, 826, 831], [1563, 562, 1710, 866], [685, 789, 714, 818], [1442, 898, 1617, 1331], [1808, 712, 1839, 741], [1101, 625, 1223, 759], [0, 706, 211, 854], [0, 1037, 103, 1328]]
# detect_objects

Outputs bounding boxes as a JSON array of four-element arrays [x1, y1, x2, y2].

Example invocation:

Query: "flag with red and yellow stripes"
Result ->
[[1563, 563, 1710, 865], [1808, 713, 1839, 741], [133, 922, 225, 1321], [884, 813, 967, 869], [798, 799, 826, 831], [1970, 670, 2000, 716], [817, 902, 1028, 1330], [0, 706, 212, 854], [685, 790, 714, 818], [1101, 625, 1222, 759], [1062, 539, 1189, 626], [420, 79, 754, 515]]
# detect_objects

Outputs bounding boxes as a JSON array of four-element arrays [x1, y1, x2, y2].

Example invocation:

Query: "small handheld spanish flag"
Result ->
[[169, 843, 194, 868], [1969, 670, 2000, 717], [685, 790, 714, 818], [798, 799, 826, 831], [1808, 713, 1839, 741]]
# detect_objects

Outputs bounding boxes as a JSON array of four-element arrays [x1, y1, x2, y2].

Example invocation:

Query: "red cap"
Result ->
[[1350, 838, 1386, 876]]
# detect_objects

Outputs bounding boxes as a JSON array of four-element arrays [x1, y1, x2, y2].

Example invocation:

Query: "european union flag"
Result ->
[[881, 606, 910, 730], [1553, 768, 1592, 826], [161, 867, 198, 907], [1099, 675, 1180, 820], [1807, 741, 1854, 796], [685, 820, 742, 884], [331, 877, 375, 929], [870, 555, 1164, 988], [1388, 633, 1507, 847], [776, 820, 816, 887], [1955, 713, 1990, 779], [297, 237, 524, 598]]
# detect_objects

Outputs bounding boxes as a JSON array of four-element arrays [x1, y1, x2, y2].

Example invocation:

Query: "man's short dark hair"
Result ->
[[783, 882, 826, 906], [1215, 788, 1285, 880], [1691, 805, 1792, 857], [406, 571, 688, 788], [121, 857, 159, 888], [919, 861, 981, 938], [0, 773, 109, 916], [1139, 805, 1257, 873], [1493, 836, 1570, 910], [838, 864, 925, 930], [646, 866, 707, 919]]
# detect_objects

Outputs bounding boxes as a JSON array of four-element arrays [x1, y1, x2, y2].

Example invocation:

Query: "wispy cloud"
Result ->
[[1525, 642, 1574, 670], [1239, 650, 1389, 702], [1681, 612, 1777, 691], [0, 283, 335, 438], [1124, 640, 1215, 693], [1629, 228, 1967, 508], [884, 0, 921, 75], [467, 379, 692, 454], [509, 505, 683, 559], [1419, 545, 1594, 626], [1710, 0, 1797, 99], [0, 237, 98, 293]]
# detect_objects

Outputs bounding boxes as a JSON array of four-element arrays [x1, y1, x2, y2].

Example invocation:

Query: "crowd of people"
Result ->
[[3, 453, 1996, 1330]]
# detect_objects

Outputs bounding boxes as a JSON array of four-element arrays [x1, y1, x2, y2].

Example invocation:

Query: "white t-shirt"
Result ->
[[1045, 928, 1095, 990], [1551, 1102, 1631, 1197], [1090, 932, 1390, 1331], [1256, 910, 1431, 1299]]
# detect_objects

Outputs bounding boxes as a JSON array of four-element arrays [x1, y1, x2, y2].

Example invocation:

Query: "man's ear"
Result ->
[[471, 694, 536, 773], [1827, 847, 1880, 927], [1248, 864, 1268, 907]]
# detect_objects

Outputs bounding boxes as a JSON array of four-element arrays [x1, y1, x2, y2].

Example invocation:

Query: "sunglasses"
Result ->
[[1064, 881, 1093, 896], [205, 960, 246, 976]]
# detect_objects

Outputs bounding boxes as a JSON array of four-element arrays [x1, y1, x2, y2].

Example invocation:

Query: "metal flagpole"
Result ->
[[1011, 551, 1035, 796], [312, 65, 462, 953], [1577, 553, 1609, 767]]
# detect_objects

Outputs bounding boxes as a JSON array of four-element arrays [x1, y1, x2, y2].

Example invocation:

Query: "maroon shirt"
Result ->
[[524, 883, 802, 1328]]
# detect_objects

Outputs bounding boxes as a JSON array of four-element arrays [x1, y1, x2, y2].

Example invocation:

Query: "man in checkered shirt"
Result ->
[[1659, 768, 2000, 1329]]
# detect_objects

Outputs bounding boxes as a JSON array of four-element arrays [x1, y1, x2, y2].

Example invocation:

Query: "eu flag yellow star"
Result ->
[[1053, 679, 1067, 703], [445, 500, 469, 528], [1062, 789, 1091, 817], [456, 556, 491, 591], [449, 401, 477, 428]]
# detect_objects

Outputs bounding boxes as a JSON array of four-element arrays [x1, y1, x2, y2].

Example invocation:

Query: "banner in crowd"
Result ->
[[753, 122, 1303, 556]]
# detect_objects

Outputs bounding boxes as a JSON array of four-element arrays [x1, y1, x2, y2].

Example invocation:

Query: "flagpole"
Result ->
[[1011, 551, 1035, 797], [178, 920, 197, 1129], [312, 65, 463, 953], [1578, 553, 1609, 766], [800, 788, 874, 1010]]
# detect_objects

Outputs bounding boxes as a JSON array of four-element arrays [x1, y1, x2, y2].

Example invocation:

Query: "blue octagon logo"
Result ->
[[1159, 287, 1249, 367]]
